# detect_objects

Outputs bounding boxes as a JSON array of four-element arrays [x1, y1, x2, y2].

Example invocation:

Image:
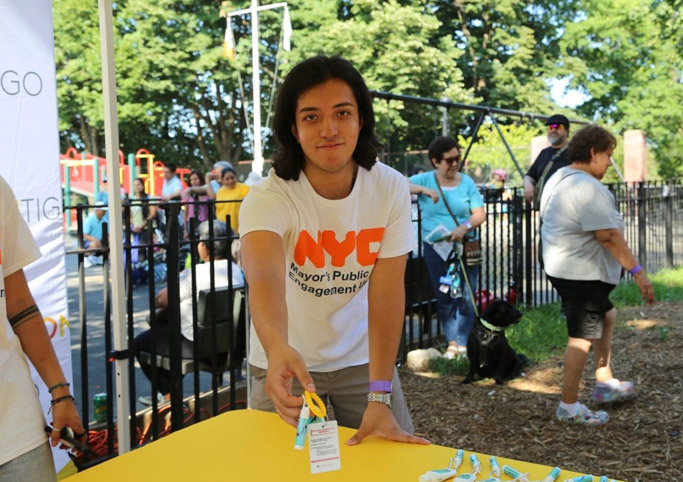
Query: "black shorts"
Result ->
[[547, 276, 615, 339]]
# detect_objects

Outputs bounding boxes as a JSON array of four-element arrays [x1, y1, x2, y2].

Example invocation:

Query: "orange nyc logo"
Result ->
[[293, 228, 385, 268]]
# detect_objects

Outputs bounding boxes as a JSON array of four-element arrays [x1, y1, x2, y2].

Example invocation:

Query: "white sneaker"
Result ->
[[84, 256, 94, 268]]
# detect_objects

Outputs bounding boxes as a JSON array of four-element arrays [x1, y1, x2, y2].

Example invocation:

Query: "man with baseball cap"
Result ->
[[524, 114, 571, 203]]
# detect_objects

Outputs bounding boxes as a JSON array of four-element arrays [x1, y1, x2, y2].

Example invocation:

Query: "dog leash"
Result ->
[[455, 249, 480, 319]]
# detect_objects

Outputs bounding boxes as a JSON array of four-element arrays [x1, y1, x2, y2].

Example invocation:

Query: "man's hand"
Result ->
[[345, 402, 429, 446], [265, 343, 316, 427], [523, 183, 536, 202], [634, 271, 655, 304]]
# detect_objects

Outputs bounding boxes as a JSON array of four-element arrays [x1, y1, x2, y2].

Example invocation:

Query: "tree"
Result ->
[[560, 0, 683, 178], [54, 0, 288, 168], [426, 0, 576, 114]]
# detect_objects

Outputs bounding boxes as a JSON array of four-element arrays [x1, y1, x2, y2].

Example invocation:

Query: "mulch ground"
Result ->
[[399, 301, 683, 482]]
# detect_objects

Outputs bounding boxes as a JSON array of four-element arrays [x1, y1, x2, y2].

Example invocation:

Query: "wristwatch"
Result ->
[[367, 392, 392, 407], [465, 221, 473, 231]]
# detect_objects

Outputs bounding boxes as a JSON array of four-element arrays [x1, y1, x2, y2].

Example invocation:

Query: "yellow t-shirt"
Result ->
[[215, 183, 250, 233]]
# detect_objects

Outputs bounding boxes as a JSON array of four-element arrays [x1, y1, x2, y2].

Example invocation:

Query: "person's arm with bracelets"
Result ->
[[449, 206, 486, 242], [5, 268, 85, 447], [594, 228, 654, 304]]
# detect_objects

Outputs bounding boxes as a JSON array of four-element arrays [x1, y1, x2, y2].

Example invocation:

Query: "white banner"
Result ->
[[0, 0, 72, 473]]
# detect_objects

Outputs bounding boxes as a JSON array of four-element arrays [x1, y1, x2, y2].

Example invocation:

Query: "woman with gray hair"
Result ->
[[134, 220, 244, 405], [540, 124, 654, 425]]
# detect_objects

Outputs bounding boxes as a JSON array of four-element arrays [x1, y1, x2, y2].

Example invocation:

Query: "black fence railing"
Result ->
[[63, 180, 682, 469], [398, 180, 683, 358], [65, 198, 246, 470]]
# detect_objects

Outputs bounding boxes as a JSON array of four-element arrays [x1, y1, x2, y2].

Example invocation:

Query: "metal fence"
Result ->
[[63, 180, 682, 468], [65, 198, 245, 469], [398, 180, 683, 357]]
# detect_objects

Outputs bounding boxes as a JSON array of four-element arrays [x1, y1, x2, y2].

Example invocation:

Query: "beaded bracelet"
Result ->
[[48, 382, 70, 394], [303, 391, 326, 419], [48, 395, 75, 414]]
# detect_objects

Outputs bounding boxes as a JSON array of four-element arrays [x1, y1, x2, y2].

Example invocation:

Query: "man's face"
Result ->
[[163, 167, 173, 181], [95, 208, 105, 220], [547, 124, 568, 146], [291, 78, 362, 177]]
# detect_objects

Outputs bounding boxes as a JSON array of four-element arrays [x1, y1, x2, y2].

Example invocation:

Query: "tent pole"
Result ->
[[97, 0, 131, 454], [251, 0, 263, 175]]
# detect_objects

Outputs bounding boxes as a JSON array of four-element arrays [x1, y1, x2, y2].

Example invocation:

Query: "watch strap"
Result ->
[[367, 392, 392, 407]]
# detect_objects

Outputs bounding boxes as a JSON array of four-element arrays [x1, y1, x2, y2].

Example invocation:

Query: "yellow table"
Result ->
[[66, 410, 613, 481]]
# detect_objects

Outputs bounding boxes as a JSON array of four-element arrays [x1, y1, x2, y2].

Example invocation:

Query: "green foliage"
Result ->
[[459, 122, 544, 185], [52, 0, 683, 178], [560, 0, 683, 178], [611, 267, 683, 307]]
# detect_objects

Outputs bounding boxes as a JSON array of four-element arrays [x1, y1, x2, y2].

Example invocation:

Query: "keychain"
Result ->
[[439, 263, 456, 294], [293, 391, 326, 450], [503, 465, 531, 482], [300, 391, 340, 474], [480, 456, 502, 482], [452, 454, 480, 482], [439, 262, 462, 298]]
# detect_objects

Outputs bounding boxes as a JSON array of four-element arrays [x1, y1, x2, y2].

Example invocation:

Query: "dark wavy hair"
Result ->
[[568, 124, 617, 164], [427, 136, 460, 168], [271, 55, 382, 180]]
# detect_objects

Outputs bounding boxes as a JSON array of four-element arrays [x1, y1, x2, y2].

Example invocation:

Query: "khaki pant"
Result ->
[[249, 363, 414, 432]]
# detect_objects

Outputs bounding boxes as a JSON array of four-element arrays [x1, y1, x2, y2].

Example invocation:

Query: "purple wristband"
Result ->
[[628, 263, 643, 275], [369, 380, 392, 393]]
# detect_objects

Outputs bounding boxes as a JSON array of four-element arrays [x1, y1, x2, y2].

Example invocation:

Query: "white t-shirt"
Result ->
[[179, 260, 244, 341], [240, 162, 416, 371], [540, 167, 624, 285], [0, 175, 47, 465]]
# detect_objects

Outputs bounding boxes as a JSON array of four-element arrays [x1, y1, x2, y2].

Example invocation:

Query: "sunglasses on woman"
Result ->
[[441, 156, 461, 165]]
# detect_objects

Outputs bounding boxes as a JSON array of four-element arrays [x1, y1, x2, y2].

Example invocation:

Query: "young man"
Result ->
[[239, 56, 428, 446], [523, 114, 571, 203]]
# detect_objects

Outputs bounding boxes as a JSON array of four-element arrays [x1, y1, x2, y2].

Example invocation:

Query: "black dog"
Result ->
[[462, 300, 529, 385]]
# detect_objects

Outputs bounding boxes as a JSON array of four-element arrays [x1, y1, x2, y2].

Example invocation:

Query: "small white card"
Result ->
[[308, 420, 341, 474]]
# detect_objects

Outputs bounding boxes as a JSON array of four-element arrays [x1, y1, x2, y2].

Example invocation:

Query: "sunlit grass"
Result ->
[[611, 266, 683, 306]]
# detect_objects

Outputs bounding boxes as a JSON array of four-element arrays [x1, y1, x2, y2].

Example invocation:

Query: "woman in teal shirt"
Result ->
[[409, 136, 486, 358]]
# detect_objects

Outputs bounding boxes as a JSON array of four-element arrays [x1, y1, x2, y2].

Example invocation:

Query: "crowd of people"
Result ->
[[1, 54, 656, 479]]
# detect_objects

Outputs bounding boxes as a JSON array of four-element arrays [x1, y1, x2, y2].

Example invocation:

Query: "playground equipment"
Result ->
[[60, 148, 190, 231]]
